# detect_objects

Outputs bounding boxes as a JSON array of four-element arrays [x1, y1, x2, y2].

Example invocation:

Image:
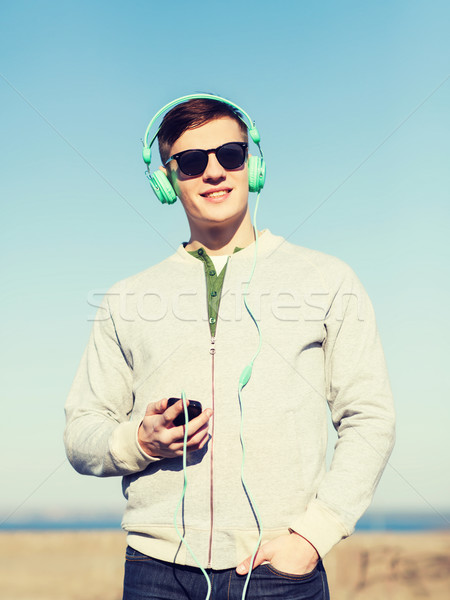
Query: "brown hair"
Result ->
[[158, 98, 248, 165]]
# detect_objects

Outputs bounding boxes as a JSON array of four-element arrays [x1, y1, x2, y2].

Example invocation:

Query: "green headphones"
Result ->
[[142, 93, 266, 205]]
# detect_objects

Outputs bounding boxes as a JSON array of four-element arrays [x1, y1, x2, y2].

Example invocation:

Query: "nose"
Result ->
[[202, 152, 226, 181]]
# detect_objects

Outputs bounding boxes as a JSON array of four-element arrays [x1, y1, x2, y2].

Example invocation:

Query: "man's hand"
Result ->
[[236, 533, 319, 576], [138, 398, 213, 458]]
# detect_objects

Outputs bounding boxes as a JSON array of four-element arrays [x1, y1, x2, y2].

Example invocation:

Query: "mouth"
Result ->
[[200, 188, 232, 201]]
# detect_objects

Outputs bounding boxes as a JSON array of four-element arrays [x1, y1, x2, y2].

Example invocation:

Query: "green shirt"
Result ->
[[188, 246, 242, 337]]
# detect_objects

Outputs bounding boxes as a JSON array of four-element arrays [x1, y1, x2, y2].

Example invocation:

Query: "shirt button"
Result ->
[[211, 291, 217, 297], [209, 317, 216, 324], [197, 248, 204, 256], [209, 270, 216, 276]]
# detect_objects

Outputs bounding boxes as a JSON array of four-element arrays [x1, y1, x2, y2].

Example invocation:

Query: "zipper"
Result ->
[[207, 336, 216, 568], [206, 257, 229, 568]]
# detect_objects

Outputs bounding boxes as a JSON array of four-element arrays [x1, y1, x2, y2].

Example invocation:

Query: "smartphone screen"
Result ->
[[167, 398, 203, 427]]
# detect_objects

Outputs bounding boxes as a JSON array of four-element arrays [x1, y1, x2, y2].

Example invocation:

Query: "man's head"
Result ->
[[158, 98, 248, 165], [158, 99, 252, 236]]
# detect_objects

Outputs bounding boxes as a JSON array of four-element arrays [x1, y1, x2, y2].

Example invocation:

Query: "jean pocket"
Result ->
[[261, 562, 319, 581], [251, 562, 327, 599]]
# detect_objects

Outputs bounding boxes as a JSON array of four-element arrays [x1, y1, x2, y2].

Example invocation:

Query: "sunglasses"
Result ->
[[165, 142, 248, 177]]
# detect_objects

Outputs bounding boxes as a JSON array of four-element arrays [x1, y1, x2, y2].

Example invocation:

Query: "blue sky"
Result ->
[[1, 1, 449, 524]]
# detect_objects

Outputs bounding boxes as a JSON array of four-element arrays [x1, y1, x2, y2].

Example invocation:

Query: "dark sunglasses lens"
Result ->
[[217, 143, 246, 170], [178, 151, 208, 176]]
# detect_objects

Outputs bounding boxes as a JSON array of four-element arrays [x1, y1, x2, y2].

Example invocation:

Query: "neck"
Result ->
[[185, 209, 258, 255]]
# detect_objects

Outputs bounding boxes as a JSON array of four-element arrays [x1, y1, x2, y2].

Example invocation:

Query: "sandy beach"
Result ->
[[1, 530, 449, 599]]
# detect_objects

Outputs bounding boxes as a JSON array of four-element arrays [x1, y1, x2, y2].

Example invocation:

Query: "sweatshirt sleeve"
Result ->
[[290, 265, 395, 557], [64, 291, 159, 477]]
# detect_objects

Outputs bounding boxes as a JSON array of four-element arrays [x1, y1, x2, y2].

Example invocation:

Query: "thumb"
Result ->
[[236, 546, 267, 575]]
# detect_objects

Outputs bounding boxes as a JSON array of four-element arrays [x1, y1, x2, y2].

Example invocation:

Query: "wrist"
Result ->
[[137, 423, 157, 457], [288, 528, 320, 559]]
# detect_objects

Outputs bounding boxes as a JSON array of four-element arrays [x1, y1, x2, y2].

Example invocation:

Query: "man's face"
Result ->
[[163, 117, 249, 232]]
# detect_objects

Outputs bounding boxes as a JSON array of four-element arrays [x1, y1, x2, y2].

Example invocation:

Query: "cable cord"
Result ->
[[238, 190, 264, 599], [246, 190, 263, 362], [173, 390, 212, 600]]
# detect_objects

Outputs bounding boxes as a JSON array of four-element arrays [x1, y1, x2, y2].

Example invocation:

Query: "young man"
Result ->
[[64, 96, 395, 600]]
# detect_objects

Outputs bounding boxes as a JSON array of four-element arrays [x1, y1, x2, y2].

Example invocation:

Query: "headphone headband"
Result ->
[[143, 93, 261, 163]]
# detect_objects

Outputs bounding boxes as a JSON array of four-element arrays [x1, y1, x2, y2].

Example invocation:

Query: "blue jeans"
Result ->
[[123, 547, 330, 600]]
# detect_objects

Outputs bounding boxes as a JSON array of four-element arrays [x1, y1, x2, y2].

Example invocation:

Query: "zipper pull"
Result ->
[[210, 336, 216, 355]]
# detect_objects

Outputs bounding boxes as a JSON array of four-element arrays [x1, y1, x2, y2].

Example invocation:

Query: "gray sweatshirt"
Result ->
[[64, 230, 395, 568]]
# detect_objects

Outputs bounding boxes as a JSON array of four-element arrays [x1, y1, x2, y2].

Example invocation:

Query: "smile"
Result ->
[[201, 188, 232, 199]]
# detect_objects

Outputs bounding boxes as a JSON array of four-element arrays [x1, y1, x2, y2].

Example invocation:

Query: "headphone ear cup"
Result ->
[[248, 156, 266, 193], [149, 170, 177, 205]]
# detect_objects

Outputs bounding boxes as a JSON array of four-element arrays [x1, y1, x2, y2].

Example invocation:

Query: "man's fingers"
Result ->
[[169, 437, 210, 456], [162, 398, 188, 425], [170, 421, 211, 450], [185, 423, 211, 448], [186, 409, 213, 436], [166, 421, 212, 454], [140, 399, 213, 458], [236, 546, 268, 575], [144, 398, 169, 417], [168, 408, 213, 440]]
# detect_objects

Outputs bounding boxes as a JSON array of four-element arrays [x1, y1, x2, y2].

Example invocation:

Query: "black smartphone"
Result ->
[[167, 398, 203, 427]]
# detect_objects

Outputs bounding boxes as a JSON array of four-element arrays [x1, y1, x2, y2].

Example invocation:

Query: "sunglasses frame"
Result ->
[[165, 142, 248, 176]]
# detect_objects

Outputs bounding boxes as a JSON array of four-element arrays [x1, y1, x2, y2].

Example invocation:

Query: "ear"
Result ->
[[160, 164, 180, 199], [160, 164, 174, 186]]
